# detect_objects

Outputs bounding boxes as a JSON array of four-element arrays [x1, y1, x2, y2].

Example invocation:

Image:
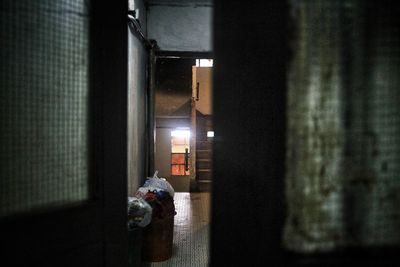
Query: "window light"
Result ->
[[171, 129, 191, 138], [196, 59, 213, 67]]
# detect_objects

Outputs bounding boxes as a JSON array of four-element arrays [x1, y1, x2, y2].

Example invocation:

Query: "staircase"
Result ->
[[196, 113, 212, 192]]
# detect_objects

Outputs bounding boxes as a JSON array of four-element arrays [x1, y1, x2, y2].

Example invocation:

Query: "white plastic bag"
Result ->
[[127, 197, 152, 228], [143, 171, 175, 197]]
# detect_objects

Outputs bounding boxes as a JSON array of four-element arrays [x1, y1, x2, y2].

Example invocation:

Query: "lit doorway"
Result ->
[[154, 56, 213, 193]]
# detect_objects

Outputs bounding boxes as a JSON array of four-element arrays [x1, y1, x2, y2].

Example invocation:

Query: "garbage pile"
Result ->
[[136, 171, 176, 221], [128, 171, 176, 230]]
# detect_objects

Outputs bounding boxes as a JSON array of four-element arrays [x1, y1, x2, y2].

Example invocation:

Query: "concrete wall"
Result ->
[[194, 67, 213, 115], [155, 128, 172, 179], [147, 1, 212, 52], [284, 0, 400, 252], [127, 0, 148, 196]]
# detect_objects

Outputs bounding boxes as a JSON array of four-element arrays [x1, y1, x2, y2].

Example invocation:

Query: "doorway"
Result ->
[[150, 54, 213, 266], [154, 56, 213, 193]]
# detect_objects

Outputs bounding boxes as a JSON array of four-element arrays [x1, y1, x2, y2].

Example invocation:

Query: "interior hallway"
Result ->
[[143, 192, 210, 267]]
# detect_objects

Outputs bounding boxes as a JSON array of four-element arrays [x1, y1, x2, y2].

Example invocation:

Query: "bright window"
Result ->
[[195, 59, 213, 67], [171, 129, 190, 175]]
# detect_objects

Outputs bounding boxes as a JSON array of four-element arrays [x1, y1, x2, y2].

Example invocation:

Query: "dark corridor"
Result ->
[[1, 1, 400, 266]]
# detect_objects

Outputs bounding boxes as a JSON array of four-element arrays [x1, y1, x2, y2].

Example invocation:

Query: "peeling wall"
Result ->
[[285, 0, 400, 252]]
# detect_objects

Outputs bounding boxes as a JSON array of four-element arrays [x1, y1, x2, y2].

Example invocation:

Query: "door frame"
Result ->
[[153, 52, 213, 192]]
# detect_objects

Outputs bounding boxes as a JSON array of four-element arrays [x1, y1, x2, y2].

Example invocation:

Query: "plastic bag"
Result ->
[[143, 171, 175, 198], [127, 197, 152, 228]]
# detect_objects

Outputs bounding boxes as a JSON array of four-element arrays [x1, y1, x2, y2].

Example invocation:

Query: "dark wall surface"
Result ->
[[155, 58, 195, 117], [211, 1, 287, 265]]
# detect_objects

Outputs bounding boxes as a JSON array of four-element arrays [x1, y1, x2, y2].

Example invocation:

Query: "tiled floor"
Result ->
[[142, 192, 210, 267]]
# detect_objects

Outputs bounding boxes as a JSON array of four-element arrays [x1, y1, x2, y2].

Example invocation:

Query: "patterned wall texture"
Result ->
[[285, 0, 400, 252], [0, 1, 90, 217]]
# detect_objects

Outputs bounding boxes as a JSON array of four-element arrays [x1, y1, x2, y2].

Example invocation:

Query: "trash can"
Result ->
[[141, 196, 176, 262], [128, 227, 143, 267]]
